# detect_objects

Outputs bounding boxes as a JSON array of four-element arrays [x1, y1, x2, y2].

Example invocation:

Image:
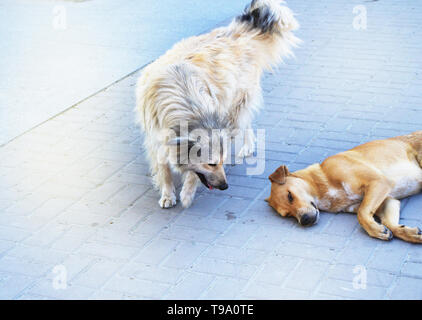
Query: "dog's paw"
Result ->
[[180, 188, 195, 208], [237, 143, 255, 158], [158, 193, 177, 208], [369, 225, 393, 241], [393, 225, 422, 243], [382, 225, 394, 240]]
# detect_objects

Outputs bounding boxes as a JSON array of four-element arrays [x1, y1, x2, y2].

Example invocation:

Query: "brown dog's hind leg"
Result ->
[[377, 198, 422, 243], [357, 180, 394, 241]]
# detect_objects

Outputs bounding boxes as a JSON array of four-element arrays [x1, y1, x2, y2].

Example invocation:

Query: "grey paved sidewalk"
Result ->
[[1, 0, 422, 299], [0, 0, 244, 145]]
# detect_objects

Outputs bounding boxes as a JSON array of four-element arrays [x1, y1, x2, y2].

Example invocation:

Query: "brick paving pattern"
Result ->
[[0, 0, 421, 299]]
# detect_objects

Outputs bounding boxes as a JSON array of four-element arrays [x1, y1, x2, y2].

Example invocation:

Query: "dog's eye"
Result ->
[[208, 163, 217, 167], [287, 191, 294, 203]]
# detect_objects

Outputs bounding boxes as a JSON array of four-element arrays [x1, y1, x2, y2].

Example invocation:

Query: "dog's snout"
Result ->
[[300, 214, 311, 226], [300, 213, 317, 226], [218, 183, 228, 190]]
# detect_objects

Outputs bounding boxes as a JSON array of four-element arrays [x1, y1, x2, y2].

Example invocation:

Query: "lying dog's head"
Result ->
[[266, 165, 319, 226], [167, 126, 229, 190]]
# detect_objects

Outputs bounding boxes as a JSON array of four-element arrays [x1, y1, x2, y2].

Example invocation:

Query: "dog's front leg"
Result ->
[[156, 163, 176, 208], [377, 197, 422, 243], [237, 127, 256, 158], [180, 171, 199, 208], [357, 180, 393, 241], [235, 115, 256, 158], [233, 100, 256, 159]]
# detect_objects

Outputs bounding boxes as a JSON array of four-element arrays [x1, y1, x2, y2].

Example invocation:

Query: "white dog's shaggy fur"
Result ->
[[135, 0, 300, 208]]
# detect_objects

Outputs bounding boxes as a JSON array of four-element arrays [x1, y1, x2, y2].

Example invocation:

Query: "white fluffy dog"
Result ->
[[135, 0, 300, 208]]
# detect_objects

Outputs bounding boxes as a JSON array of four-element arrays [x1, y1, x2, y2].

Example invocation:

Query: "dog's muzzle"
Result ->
[[218, 182, 228, 190], [195, 172, 228, 191], [196, 172, 210, 189], [300, 213, 318, 226], [299, 202, 319, 226]]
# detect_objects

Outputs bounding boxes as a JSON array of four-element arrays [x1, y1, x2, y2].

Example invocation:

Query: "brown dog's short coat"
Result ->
[[266, 131, 422, 243]]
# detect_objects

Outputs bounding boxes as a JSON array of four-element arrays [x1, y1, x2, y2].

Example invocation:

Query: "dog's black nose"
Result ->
[[300, 214, 315, 226], [218, 183, 228, 190]]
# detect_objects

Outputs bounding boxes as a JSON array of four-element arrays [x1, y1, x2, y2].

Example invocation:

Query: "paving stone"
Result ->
[[78, 241, 139, 261], [192, 257, 257, 280], [254, 255, 301, 285], [389, 277, 422, 299], [317, 278, 387, 300], [241, 282, 310, 300], [275, 241, 339, 262], [104, 275, 170, 299], [285, 260, 329, 292], [202, 277, 248, 299], [119, 262, 184, 285], [367, 246, 409, 273], [28, 280, 95, 300], [0, 273, 34, 299], [401, 261, 422, 279], [72, 260, 123, 288], [162, 241, 208, 270], [133, 237, 180, 265], [326, 263, 395, 288], [164, 272, 215, 299]]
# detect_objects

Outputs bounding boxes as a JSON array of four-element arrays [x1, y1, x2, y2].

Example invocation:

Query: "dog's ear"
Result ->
[[269, 165, 289, 185]]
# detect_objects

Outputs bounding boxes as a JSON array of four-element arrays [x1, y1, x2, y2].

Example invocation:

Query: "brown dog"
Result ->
[[266, 131, 422, 243]]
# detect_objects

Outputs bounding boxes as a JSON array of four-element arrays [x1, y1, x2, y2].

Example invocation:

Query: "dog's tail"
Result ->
[[230, 0, 300, 68], [237, 0, 298, 35]]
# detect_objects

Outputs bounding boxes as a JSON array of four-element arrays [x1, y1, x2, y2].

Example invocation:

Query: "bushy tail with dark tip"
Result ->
[[236, 0, 299, 35], [228, 0, 300, 69]]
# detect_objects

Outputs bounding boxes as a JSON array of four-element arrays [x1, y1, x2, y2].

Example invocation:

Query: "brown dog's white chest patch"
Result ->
[[318, 184, 363, 213], [342, 182, 362, 201]]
